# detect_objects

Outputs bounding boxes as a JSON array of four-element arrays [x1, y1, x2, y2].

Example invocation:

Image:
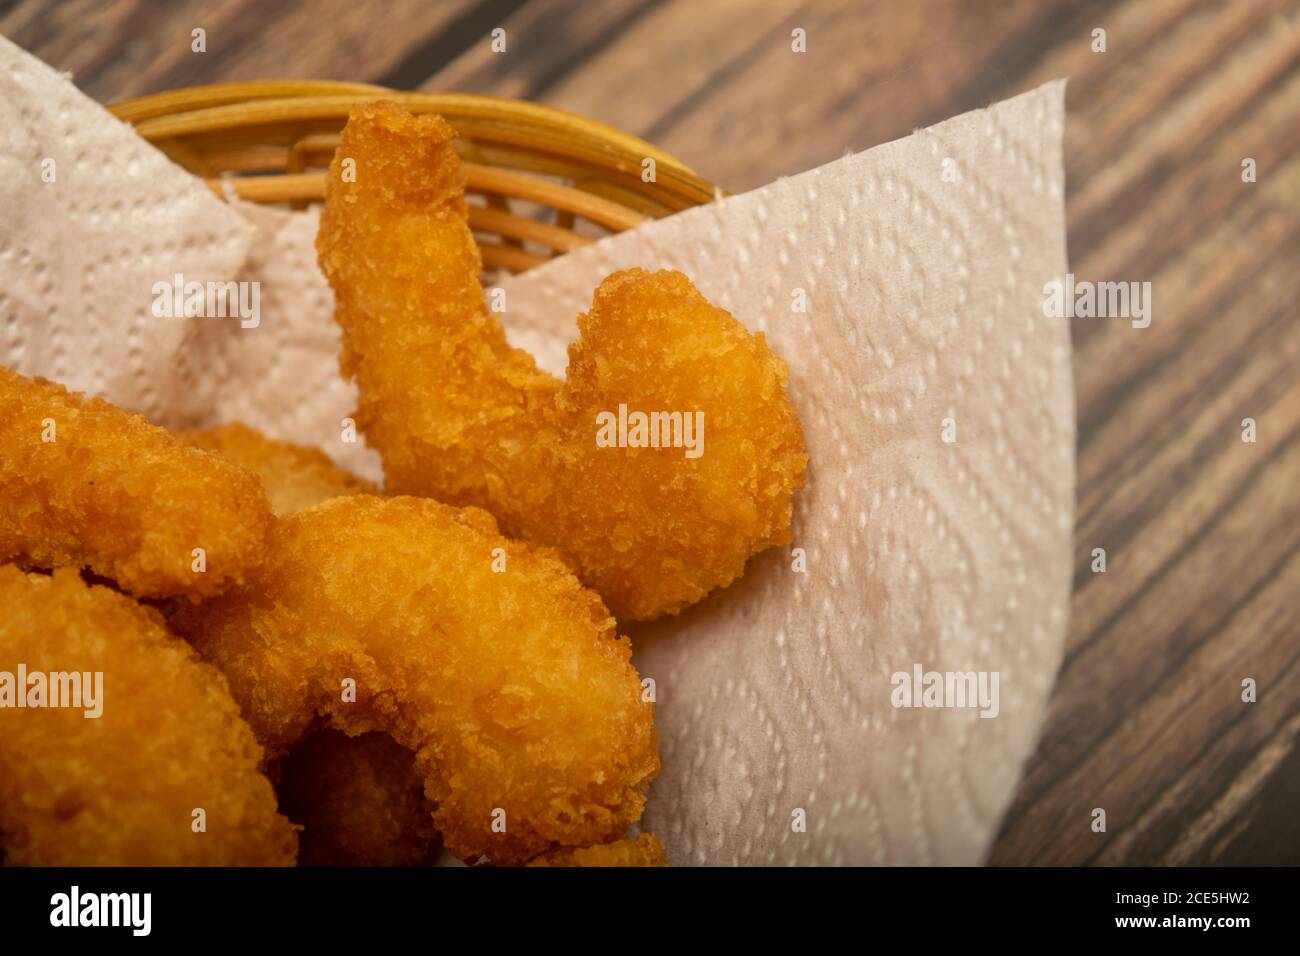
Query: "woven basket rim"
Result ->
[[109, 81, 719, 273], [110, 82, 716, 205]]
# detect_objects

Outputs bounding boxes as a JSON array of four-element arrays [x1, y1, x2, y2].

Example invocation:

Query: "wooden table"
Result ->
[[6, 0, 1296, 865]]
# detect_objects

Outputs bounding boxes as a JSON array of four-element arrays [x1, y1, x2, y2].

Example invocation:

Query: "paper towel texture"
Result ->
[[0, 34, 255, 425], [0, 30, 1072, 865], [178, 198, 382, 481], [497, 80, 1074, 865]]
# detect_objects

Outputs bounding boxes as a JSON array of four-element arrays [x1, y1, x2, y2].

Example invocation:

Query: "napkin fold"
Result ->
[[0, 34, 254, 425], [498, 80, 1074, 865]]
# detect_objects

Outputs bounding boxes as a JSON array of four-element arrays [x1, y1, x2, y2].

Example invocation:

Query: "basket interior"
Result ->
[[110, 82, 718, 274]]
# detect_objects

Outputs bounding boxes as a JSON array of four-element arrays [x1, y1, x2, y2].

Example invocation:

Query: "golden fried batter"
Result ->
[[178, 423, 423, 866], [0, 367, 273, 599], [317, 102, 807, 621], [278, 728, 441, 867], [527, 832, 666, 867], [0, 566, 296, 865], [171, 495, 658, 865], [179, 422, 376, 517]]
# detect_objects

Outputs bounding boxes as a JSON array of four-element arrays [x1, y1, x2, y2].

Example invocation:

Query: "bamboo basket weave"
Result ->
[[110, 81, 718, 274]]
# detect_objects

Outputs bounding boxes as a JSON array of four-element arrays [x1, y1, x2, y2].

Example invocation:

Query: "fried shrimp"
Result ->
[[0, 367, 273, 599], [179, 422, 376, 517], [317, 102, 807, 621], [0, 566, 297, 865], [527, 832, 666, 867], [177, 423, 427, 866], [170, 495, 658, 865]]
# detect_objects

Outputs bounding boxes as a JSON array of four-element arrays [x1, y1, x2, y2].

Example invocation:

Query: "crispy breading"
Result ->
[[0, 566, 297, 865], [177, 423, 422, 866], [278, 728, 441, 867], [0, 367, 273, 599], [170, 495, 658, 865], [527, 832, 666, 867], [178, 422, 376, 517], [317, 102, 807, 621]]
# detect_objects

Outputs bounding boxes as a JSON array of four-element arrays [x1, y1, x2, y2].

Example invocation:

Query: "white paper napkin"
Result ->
[[0, 34, 255, 425], [495, 80, 1074, 865]]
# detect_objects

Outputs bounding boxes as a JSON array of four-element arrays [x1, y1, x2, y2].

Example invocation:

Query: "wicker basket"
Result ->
[[110, 81, 717, 274]]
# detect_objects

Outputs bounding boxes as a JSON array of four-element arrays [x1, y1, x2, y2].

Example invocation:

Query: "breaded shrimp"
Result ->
[[177, 422, 424, 866], [179, 421, 376, 517], [0, 367, 273, 599], [527, 832, 666, 867], [317, 102, 807, 621], [177, 423, 430, 866], [0, 566, 297, 865], [170, 495, 658, 865]]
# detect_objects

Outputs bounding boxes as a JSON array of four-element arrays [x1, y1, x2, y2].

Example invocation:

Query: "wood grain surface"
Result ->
[[4, 0, 1296, 866]]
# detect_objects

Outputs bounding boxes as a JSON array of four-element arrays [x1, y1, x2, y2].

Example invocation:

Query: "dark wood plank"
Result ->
[[988, 0, 1300, 865], [0, 0, 483, 100]]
